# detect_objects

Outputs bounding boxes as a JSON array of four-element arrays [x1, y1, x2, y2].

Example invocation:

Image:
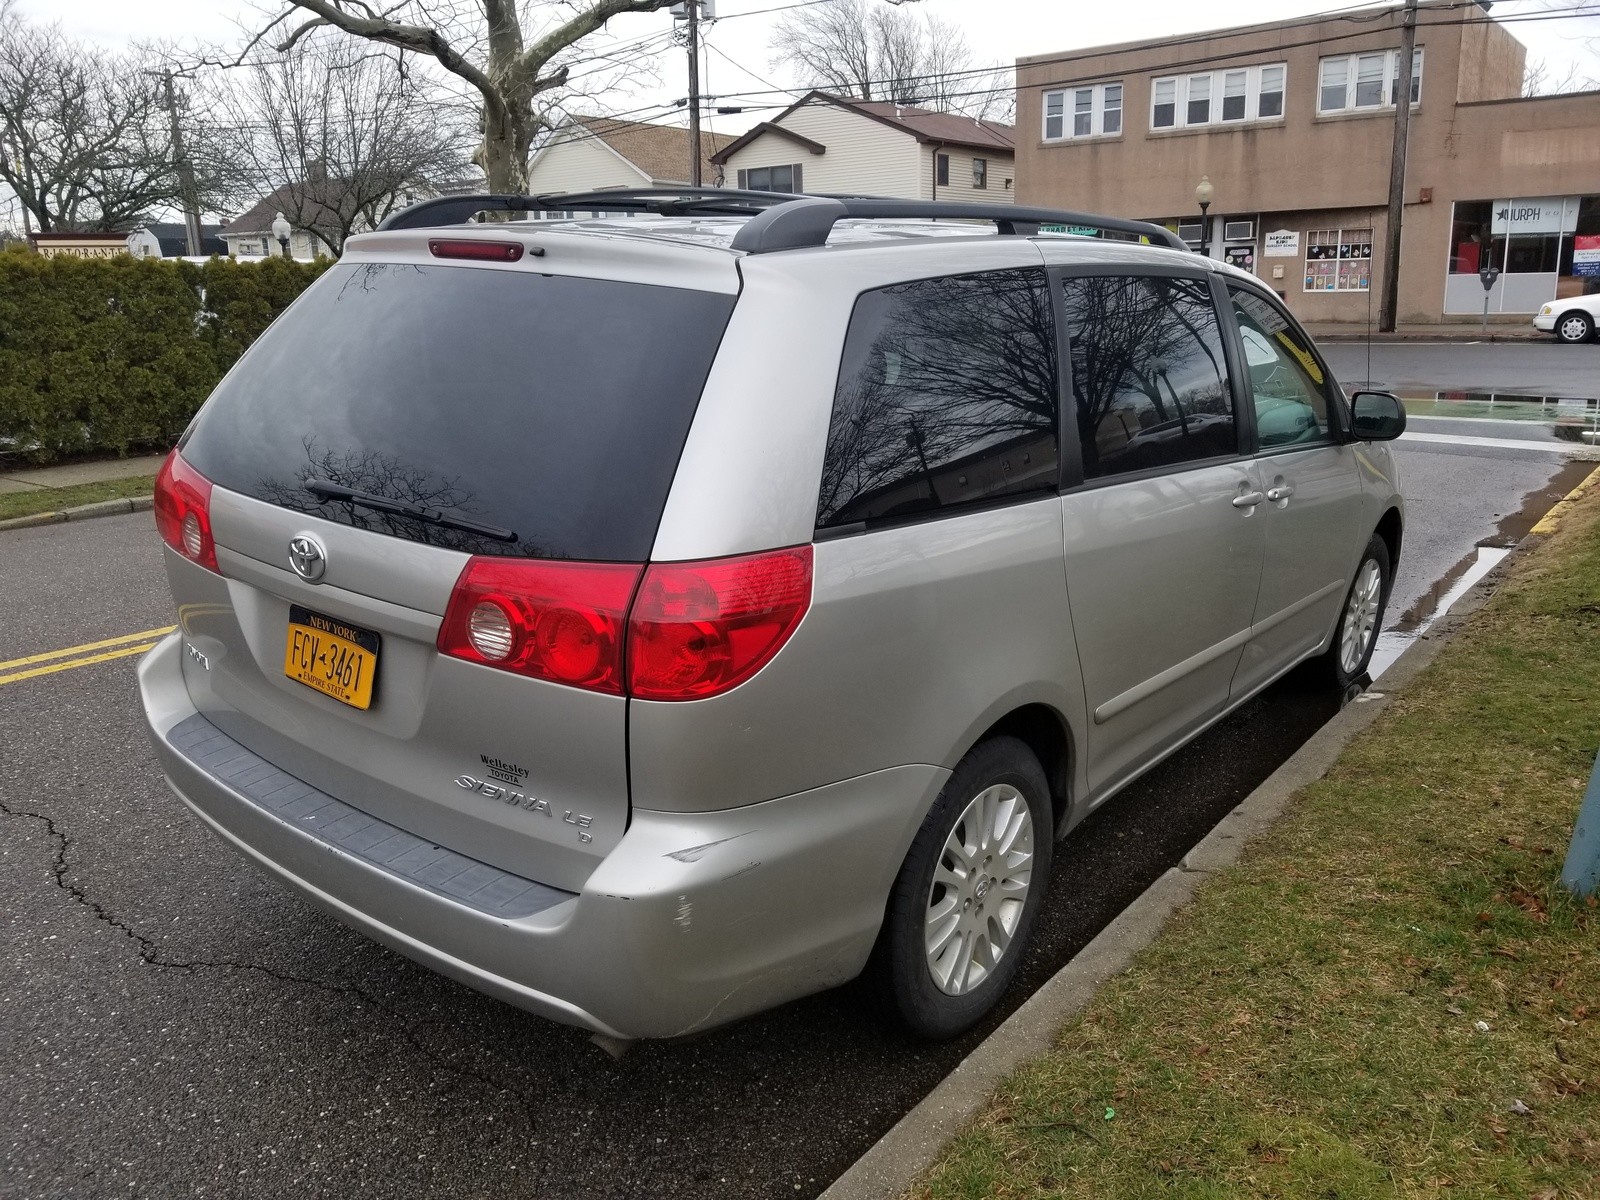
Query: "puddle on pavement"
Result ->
[[1367, 458, 1597, 680]]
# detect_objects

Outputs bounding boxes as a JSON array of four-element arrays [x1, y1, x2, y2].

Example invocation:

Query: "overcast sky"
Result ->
[[26, 0, 1600, 133], [6, 0, 1599, 225]]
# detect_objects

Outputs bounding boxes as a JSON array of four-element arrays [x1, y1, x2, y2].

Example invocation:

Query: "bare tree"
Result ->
[[0, 1, 189, 231], [200, 33, 467, 253], [769, 0, 1013, 121], [1522, 56, 1599, 96], [250, 0, 681, 196]]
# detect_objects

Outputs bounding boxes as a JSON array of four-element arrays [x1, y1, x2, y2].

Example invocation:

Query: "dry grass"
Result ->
[[913, 498, 1600, 1199]]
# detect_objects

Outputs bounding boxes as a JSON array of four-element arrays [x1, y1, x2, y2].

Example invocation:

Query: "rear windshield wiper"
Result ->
[[303, 479, 519, 543]]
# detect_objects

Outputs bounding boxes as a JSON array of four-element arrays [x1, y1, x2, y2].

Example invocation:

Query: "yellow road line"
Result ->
[[0, 625, 176, 673], [0, 641, 160, 686], [1531, 464, 1600, 537]]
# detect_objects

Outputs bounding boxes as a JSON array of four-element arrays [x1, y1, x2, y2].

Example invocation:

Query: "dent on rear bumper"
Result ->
[[138, 633, 946, 1039]]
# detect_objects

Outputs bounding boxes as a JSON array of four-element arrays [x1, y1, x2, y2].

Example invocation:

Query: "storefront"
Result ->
[[1445, 195, 1600, 314]]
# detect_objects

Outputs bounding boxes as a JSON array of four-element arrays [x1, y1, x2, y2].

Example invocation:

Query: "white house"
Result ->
[[525, 115, 736, 206], [221, 184, 341, 260], [710, 91, 1016, 202], [127, 222, 228, 259]]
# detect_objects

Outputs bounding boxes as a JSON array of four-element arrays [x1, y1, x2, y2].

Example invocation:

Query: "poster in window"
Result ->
[[1224, 246, 1255, 271], [1574, 234, 1600, 279]]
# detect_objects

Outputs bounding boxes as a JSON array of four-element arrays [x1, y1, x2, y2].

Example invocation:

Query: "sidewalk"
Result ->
[[0, 454, 163, 527], [1304, 321, 1548, 343], [0, 453, 165, 494], [874, 486, 1600, 1199]]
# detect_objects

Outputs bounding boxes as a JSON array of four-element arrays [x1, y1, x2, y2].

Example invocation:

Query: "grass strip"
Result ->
[[0, 475, 157, 521], [913, 498, 1600, 1200]]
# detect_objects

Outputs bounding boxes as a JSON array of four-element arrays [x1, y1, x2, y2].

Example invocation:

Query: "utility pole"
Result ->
[[160, 71, 204, 256], [1378, 0, 1419, 333], [686, 0, 703, 186]]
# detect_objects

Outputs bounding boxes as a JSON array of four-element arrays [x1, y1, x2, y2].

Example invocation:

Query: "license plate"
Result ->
[[284, 605, 380, 710]]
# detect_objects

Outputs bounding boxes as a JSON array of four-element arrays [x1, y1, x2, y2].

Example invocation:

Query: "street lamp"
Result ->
[[271, 211, 291, 259], [1194, 175, 1215, 257]]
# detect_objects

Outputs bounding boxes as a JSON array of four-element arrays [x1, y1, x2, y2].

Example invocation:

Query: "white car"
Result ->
[[1534, 294, 1600, 343]]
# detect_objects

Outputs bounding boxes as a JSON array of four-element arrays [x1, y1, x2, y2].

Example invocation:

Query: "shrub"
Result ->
[[0, 254, 330, 463]]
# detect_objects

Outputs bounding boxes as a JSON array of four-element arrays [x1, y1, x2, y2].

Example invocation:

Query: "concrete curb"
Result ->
[[1311, 331, 1547, 344], [0, 494, 153, 532], [819, 550, 1524, 1200]]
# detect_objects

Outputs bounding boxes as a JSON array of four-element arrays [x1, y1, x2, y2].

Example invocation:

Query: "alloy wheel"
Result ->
[[1559, 315, 1591, 343], [924, 783, 1035, 996], [1339, 558, 1383, 676]]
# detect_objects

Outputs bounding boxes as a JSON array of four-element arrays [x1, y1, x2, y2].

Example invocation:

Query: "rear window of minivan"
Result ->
[[180, 261, 736, 562]]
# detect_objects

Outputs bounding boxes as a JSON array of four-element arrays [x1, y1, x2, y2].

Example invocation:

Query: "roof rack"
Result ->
[[375, 189, 1191, 254]]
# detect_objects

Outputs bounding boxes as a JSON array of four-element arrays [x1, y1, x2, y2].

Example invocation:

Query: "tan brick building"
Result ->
[[1016, 1, 1600, 327]]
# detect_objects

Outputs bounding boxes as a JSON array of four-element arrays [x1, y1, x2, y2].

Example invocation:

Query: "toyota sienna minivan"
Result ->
[[139, 191, 1406, 1042]]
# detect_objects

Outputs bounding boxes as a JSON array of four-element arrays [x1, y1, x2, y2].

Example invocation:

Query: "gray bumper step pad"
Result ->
[[166, 713, 574, 920]]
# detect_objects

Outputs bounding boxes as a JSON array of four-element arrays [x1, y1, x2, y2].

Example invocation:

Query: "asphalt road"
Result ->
[[0, 432, 1589, 1199], [1323, 339, 1600, 396]]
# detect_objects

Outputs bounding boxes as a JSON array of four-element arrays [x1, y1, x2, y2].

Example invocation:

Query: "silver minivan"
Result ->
[[139, 192, 1405, 1042]]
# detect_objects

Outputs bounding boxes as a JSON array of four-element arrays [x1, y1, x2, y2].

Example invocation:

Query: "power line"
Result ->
[[686, 4, 1600, 109]]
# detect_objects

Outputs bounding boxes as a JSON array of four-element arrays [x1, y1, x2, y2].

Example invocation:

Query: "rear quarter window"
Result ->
[[181, 262, 735, 562], [816, 268, 1060, 530]]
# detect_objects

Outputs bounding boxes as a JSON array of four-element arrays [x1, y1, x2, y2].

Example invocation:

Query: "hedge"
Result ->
[[0, 251, 332, 463]]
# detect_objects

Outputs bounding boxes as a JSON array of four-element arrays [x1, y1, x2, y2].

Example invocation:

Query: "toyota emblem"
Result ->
[[287, 533, 327, 582]]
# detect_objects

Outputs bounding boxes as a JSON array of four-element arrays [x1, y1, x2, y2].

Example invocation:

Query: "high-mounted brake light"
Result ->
[[628, 547, 813, 701], [437, 558, 642, 694], [428, 239, 524, 262], [153, 448, 219, 572]]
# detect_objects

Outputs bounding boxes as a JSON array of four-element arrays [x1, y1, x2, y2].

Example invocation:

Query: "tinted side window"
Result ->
[[1060, 275, 1236, 480], [1229, 287, 1333, 450], [817, 269, 1060, 530]]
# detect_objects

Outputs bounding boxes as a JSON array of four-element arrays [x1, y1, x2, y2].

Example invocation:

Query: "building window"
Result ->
[[1222, 70, 1247, 121], [1152, 78, 1176, 128], [1258, 65, 1285, 117], [936, 153, 949, 186], [1187, 74, 1211, 124], [1150, 63, 1288, 130], [1043, 82, 1123, 140], [973, 158, 987, 189], [1318, 48, 1422, 114], [738, 163, 802, 192], [1304, 228, 1373, 292]]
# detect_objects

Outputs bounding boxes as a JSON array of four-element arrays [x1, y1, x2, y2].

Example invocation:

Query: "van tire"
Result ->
[[1317, 534, 1391, 688], [869, 736, 1052, 1040]]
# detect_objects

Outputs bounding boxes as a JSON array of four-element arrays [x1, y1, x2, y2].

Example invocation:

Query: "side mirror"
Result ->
[[1350, 390, 1406, 441]]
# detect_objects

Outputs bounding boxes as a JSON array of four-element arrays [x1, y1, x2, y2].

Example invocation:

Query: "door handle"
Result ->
[[1232, 491, 1265, 509], [1266, 484, 1295, 502]]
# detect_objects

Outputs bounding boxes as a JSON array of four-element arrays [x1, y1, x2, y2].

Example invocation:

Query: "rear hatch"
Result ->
[[168, 234, 738, 890]]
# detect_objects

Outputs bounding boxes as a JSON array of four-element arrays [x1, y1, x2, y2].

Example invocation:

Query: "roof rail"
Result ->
[[377, 188, 794, 231], [728, 197, 1190, 253], [374, 188, 1190, 254]]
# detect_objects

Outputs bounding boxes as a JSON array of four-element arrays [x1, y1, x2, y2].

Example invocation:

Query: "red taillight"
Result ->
[[628, 546, 813, 701], [439, 547, 814, 699], [437, 558, 642, 695], [153, 448, 218, 572], [428, 239, 523, 262]]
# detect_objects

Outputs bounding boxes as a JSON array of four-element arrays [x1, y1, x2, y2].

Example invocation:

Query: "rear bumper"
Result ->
[[139, 634, 944, 1039]]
